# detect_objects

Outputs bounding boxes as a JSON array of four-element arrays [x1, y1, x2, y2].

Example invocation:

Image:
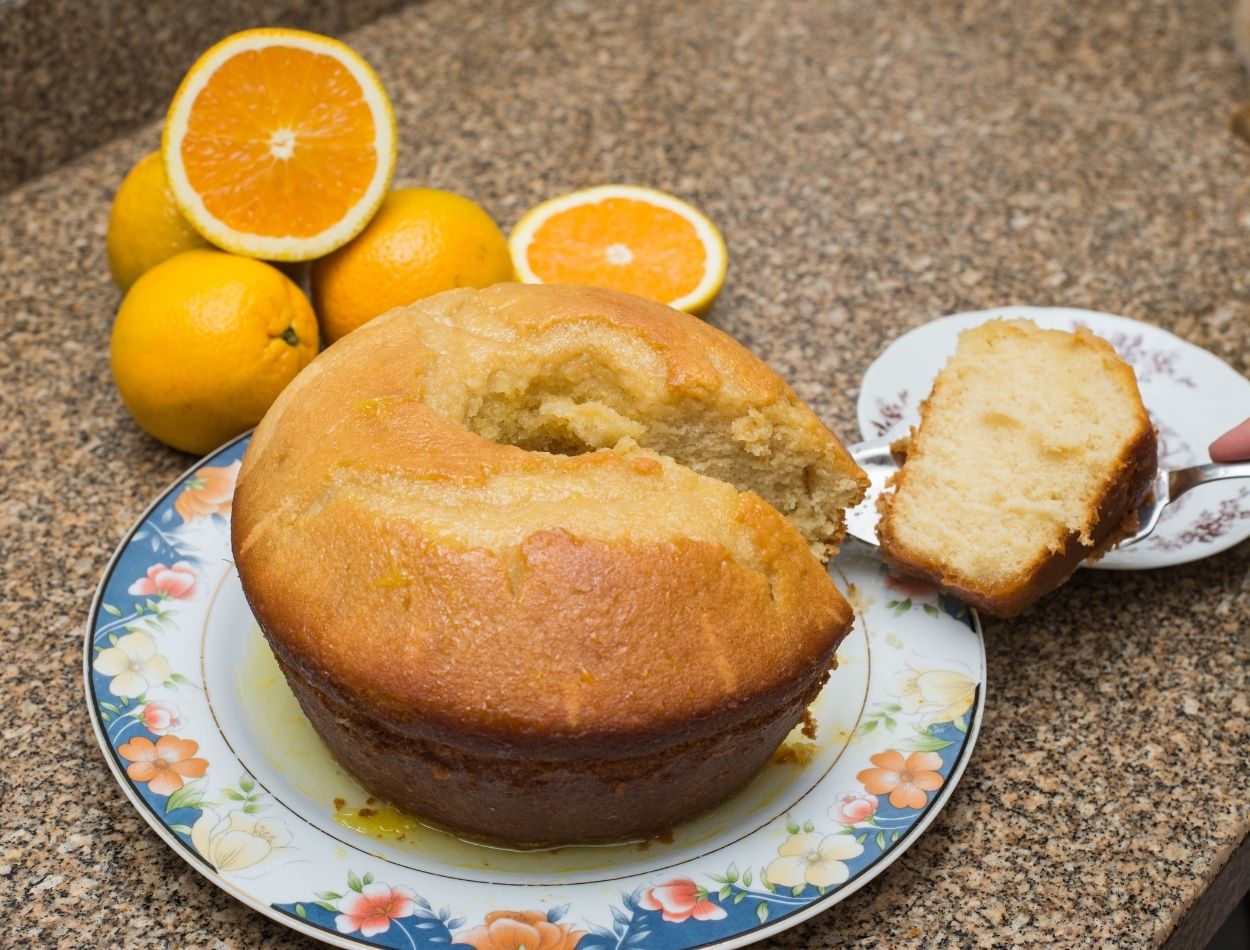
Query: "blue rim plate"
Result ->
[[85, 432, 985, 949]]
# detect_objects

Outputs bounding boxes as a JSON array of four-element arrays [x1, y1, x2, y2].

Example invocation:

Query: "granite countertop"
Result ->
[[3, 0, 1249, 946]]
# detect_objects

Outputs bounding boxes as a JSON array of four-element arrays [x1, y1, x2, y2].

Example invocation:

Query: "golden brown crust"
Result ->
[[231, 284, 860, 842], [275, 646, 834, 846], [878, 423, 1156, 618], [245, 520, 851, 755]]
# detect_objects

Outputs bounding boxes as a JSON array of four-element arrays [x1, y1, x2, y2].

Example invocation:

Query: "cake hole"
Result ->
[[460, 351, 861, 559]]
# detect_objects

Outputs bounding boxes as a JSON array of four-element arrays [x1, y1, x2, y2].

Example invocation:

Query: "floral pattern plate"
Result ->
[[85, 433, 985, 950], [858, 306, 1250, 570]]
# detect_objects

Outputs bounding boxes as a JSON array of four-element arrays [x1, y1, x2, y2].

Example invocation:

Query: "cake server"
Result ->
[[842, 437, 1250, 551]]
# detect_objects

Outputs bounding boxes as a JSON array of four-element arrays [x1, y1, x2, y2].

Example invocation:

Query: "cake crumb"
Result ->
[[359, 808, 376, 818], [773, 740, 818, 765], [800, 709, 818, 740], [333, 797, 346, 811], [844, 581, 874, 613], [635, 829, 673, 850]]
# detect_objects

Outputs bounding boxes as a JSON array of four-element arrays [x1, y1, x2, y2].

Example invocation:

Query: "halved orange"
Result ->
[[509, 185, 728, 314], [162, 29, 397, 261]]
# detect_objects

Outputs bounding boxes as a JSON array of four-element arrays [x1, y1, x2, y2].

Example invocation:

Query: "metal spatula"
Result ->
[[842, 438, 1250, 550]]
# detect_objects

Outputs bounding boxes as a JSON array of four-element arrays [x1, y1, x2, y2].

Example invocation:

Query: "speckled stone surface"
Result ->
[[0, 0, 408, 190], [2, 0, 1250, 946]]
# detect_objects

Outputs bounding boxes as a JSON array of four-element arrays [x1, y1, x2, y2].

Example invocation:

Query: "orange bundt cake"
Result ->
[[232, 283, 867, 845]]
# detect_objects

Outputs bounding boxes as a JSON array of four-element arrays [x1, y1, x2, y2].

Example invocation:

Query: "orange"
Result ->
[[162, 28, 397, 261], [509, 185, 728, 314], [111, 250, 319, 454], [310, 187, 513, 342], [106, 152, 212, 290]]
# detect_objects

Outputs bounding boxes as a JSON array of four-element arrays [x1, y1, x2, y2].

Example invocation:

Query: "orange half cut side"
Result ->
[[163, 29, 397, 261], [510, 185, 728, 314]]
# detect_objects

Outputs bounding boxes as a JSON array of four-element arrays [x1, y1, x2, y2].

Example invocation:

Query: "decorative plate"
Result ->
[[85, 434, 985, 950], [858, 306, 1250, 570]]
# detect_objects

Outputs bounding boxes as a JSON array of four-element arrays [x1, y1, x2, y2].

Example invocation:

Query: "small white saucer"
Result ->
[[857, 306, 1250, 570]]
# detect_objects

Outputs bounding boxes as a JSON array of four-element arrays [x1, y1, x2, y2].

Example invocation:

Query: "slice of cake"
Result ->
[[876, 319, 1157, 618]]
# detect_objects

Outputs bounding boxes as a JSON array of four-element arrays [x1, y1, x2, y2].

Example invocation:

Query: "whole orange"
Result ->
[[111, 250, 319, 454], [107, 152, 212, 290], [310, 187, 513, 342]]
